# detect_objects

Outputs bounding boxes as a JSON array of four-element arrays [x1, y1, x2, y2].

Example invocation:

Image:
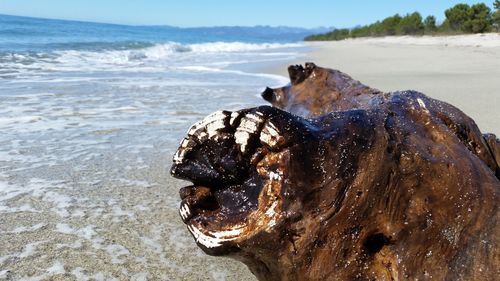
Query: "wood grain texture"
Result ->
[[171, 63, 499, 280]]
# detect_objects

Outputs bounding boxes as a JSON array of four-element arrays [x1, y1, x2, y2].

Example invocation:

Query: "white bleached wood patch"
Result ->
[[187, 111, 229, 140], [229, 112, 240, 127], [188, 224, 243, 248], [179, 202, 191, 221], [235, 112, 264, 153], [173, 138, 192, 164], [260, 121, 282, 149]]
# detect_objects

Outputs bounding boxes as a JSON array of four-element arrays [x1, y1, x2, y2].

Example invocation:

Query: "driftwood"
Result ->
[[171, 63, 499, 280]]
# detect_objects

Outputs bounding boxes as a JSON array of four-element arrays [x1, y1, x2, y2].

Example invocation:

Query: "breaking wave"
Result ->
[[1, 41, 302, 63], [0, 41, 303, 76]]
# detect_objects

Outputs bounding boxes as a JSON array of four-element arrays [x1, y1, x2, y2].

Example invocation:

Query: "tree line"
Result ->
[[305, 1, 500, 41]]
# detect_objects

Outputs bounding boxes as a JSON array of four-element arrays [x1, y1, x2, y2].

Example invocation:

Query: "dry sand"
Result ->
[[270, 34, 500, 135]]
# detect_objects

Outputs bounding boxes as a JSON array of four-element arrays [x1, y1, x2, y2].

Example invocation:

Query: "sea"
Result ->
[[0, 14, 310, 280]]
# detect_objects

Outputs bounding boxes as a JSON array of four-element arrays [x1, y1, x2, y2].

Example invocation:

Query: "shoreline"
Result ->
[[264, 34, 500, 135], [307, 33, 500, 48]]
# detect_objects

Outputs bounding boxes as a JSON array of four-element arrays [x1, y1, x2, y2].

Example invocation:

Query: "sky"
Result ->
[[0, 0, 495, 28]]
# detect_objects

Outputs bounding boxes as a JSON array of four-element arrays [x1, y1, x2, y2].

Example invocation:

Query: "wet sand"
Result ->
[[0, 72, 266, 280], [2, 34, 498, 281], [269, 34, 500, 135]]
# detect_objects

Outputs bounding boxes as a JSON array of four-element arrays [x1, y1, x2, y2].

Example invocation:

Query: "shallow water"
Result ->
[[0, 15, 305, 280]]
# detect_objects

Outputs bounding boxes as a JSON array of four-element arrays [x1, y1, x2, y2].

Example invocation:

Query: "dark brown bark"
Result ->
[[171, 63, 499, 280]]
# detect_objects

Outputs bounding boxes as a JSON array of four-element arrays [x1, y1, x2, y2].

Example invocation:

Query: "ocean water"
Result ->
[[0, 15, 306, 280]]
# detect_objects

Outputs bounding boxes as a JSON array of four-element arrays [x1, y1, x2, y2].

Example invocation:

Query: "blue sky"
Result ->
[[0, 0, 495, 28]]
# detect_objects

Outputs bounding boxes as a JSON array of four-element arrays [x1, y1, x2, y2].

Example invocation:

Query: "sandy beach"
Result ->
[[270, 34, 500, 135], [1, 30, 499, 281]]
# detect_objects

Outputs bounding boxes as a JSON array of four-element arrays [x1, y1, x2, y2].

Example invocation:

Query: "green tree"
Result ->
[[445, 3, 471, 31], [325, 29, 350, 40], [465, 3, 492, 33], [351, 26, 371, 38], [380, 14, 402, 35], [424, 15, 437, 32], [399, 12, 425, 35], [303, 2, 498, 41], [445, 3, 492, 33], [368, 21, 384, 36], [493, 0, 500, 31], [304, 28, 351, 41]]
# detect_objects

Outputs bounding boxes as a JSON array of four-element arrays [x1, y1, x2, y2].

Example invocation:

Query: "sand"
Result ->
[[1, 34, 498, 281], [269, 34, 500, 135]]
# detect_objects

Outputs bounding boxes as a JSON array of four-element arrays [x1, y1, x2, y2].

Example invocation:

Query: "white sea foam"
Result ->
[[55, 223, 97, 240], [127, 41, 302, 61], [0, 203, 40, 213], [188, 41, 302, 52], [1, 41, 304, 78], [179, 65, 221, 72], [4, 223, 46, 234], [0, 33, 296, 279], [105, 244, 131, 264], [140, 235, 163, 254], [131, 272, 149, 281], [70, 268, 113, 281], [46, 261, 65, 274], [19, 240, 47, 258], [56, 240, 83, 249], [178, 65, 289, 85]]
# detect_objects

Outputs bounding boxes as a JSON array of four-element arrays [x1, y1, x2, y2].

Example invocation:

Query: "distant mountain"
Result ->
[[185, 25, 333, 34]]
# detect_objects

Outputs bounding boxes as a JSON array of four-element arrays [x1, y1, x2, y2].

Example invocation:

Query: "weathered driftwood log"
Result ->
[[171, 63, 499, 280]]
